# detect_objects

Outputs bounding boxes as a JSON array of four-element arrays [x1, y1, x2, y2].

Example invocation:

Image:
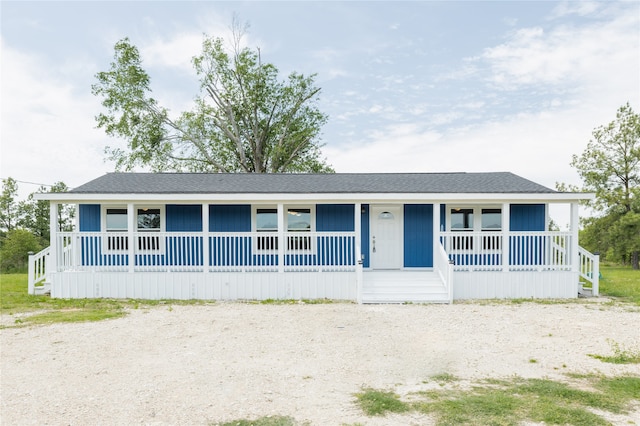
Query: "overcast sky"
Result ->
[[1, 1, 639, 204]]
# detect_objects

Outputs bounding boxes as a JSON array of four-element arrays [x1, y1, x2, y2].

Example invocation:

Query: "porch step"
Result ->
[[34, 282, 51, 296], [362, 271, 450, 304]]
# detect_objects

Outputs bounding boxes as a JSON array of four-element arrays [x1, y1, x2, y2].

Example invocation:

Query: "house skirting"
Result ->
[[48, 270, 579, 302], [452, 271, 579, 299], [49, 271, 357, 301]]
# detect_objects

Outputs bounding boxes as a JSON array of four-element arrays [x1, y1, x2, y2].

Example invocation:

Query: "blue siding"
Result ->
[[316, 204, 354, 231], [166, 205, 202, 232], [510, 204, 546, 231], [510, 204, 546, 266], [79, 204, 100, 232], [404, 204, 434, 267], [209, 205, 251, 232], [361, 205, 370, 268]]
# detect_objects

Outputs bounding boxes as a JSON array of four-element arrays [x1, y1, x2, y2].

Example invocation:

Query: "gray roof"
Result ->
[[69, 172, 556, 194]]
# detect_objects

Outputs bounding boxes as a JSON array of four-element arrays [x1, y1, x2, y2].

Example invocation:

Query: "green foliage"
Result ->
[[0, 177, 19, 231], [92, 21, 332, 174], [365, 375, 639, 425], [0, 274, 207, 327], [354, 388, 410, 416], [589, 339, 640, 364], [569, 102, 640, 269], [0, 230, 42, 273], [213, 416, 297, 426], [599, 264, 640, 304]]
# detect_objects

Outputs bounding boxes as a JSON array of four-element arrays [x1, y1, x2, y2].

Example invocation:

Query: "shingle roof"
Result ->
[[69, 172, 557, 194]]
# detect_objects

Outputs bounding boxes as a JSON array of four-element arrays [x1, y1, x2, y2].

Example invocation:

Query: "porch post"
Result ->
[[502, 203, 510, 272], [355, 203, 362, 304], [277, 203, 285, 274], [49, 201, 58, 277], [433, 203, 441, 258], [570, 202, 580, 275], [127, 203, 135, 273], [202, 204, 209, 273]]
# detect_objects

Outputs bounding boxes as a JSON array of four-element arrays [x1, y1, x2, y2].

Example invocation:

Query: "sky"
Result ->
[[1, 1, 639, 211]]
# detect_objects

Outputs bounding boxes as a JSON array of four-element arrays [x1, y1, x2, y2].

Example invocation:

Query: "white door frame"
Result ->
[[370, 205, 403, 269]]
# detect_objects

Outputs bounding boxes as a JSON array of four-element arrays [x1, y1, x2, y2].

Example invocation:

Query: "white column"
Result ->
[[277, 203, 285, 274], [433, 203, 441, 258], [202, 204, 209, 273], [355, 203, 362, 304], [127, 203, 135, 273], [570, 202, 580, 274], [49, 201, 59, 275], [502, 203, 510, 272]]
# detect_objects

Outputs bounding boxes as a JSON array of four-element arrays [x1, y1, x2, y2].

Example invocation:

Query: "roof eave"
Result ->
[[35, 192, 594, 203]]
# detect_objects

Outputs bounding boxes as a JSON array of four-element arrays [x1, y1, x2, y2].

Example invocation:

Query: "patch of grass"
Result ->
[[213, 415, 297, 426], [359, 375, 639, 425], [0, 273, 207, 327], [599, 264, 640, 305], [589, 339, 640, 364], [257, 298, 338, 305], [354, 387, 410, 416], [428, 373, 459, 384]]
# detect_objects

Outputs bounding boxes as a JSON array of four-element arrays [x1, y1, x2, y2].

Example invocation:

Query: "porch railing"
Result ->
[[578, 247, 600, 296], [52, 231, 357, 273], [440, 231, 574, 271], [434, 242, 454, 303], [27, 247, 50, 294]]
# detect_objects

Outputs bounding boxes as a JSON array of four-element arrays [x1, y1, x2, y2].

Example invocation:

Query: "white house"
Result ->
[[30, 172, 599, 303]]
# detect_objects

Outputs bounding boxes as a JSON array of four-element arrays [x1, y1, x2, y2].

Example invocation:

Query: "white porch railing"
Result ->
[[434, 242, 454, 303], [440, 231, 574, 271], [51, 231, 357, 273], [27, 247, 50, 294], [578, 247, 600, 296]]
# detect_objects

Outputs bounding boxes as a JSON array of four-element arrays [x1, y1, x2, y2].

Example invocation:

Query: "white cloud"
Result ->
[[480, 5, 638, 91], [0, 39, 113, 197], [325, 2, 639, 197]]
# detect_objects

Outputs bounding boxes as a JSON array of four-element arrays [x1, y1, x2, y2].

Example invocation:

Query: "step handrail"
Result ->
[[577, 246, 600, 296], [28, 246, 50, 295]]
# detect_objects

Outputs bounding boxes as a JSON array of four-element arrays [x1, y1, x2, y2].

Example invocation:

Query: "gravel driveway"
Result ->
[[2, 301, 639, 425]]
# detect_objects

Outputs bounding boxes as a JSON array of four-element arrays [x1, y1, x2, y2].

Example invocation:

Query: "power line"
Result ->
[[1, 178, 54, 187]]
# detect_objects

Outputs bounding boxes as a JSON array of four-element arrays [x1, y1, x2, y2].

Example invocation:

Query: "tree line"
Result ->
[[560, 103, 640, 269], [0, 178, 74, 273]]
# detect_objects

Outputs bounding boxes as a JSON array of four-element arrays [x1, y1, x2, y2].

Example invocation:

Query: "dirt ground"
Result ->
[[1, 300, 639, 425]]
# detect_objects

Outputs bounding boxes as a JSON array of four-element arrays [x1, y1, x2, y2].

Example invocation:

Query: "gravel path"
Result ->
[[2, 301, 639, 425]]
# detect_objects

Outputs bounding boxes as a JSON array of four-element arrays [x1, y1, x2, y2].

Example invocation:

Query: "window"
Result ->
[[253, 206, 315, 252], [448, 207, 503, 251], [256, 208, 278, 250], [106, 208, 128, 251], [137, 208, 161, 251], [103, 206, 163, 252], [287, 208, 311, 250], [481, 209, 502, 231], [451, 208, 474, 230]]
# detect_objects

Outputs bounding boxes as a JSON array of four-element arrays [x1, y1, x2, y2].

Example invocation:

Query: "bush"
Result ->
[[0, 229, 42, 273]]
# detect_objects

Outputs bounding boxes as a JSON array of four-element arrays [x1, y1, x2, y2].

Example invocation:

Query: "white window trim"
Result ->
[[101, 205, 165, 254], [251, 205, 316, 253], [446, 205, 502, 232]]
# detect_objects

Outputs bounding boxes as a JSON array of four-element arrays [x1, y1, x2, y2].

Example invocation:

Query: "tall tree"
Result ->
[[0, 177, 19, 232], [571, 102, 640, 268], [92, 22, 332, 173], [18, 182, 75, 245]]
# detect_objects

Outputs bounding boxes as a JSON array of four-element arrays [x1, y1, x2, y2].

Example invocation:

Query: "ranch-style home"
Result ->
[[29, 172, 599, 303]]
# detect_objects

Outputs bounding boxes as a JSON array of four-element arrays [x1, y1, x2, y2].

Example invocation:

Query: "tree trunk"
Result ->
[[632, 250, 639, 270]]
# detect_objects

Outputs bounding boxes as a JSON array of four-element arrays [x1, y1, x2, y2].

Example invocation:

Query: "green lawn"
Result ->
[[1, 263, 637, 326], [599, 264, 640, 305], [0, 274, 203, 327]]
